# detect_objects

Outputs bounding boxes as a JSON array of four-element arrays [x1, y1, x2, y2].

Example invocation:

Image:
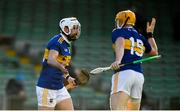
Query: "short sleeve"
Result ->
[[112, 29, 126, 43], [48, 41, 62, 52]]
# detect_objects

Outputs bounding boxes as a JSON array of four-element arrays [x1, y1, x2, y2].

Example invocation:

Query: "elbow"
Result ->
[[149, 48, 158, 56], [153, 51, 159, 56]]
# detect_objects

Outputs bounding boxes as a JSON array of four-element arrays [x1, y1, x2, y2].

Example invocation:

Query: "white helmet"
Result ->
[[59, 17, 81, 38]]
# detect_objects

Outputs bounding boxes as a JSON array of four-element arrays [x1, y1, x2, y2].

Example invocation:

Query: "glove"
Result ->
[[74, 69, 90, 86], [64, 68, 90, 90], [64, 75, 77, 90]]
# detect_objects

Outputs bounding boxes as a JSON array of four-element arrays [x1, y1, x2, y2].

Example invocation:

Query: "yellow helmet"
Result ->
[[115, 10, 136, 27]]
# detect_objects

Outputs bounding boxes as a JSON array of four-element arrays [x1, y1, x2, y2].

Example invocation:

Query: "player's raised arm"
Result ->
[[146, 18, 158, 56]]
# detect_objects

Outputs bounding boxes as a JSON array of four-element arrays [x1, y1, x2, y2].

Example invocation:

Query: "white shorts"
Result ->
[[111, 69, 144, 99], [36, 86, 71, 107]]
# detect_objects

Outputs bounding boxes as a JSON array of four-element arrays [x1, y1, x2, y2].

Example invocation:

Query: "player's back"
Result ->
[[112, 27, 151, 73]]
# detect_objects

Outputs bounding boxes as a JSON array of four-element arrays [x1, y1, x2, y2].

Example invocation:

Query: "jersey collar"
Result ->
[[61, 33, 71, 44]]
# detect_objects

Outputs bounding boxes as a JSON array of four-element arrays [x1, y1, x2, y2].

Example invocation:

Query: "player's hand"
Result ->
[[146, 18, 156, 33], [110, 61, 120, 70], [65, 83, 78, 90], [67, 76, 77, 86]]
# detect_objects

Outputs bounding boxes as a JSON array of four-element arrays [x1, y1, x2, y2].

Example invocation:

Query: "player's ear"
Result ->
[[64, 26, 69, 33]]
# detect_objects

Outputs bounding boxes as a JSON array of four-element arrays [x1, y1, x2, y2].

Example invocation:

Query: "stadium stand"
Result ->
[[0, 0, 180, 110]]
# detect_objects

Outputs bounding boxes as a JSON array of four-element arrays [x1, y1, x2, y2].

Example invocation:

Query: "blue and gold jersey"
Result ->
[[37, 34, 71, 90], [112, 27, 152, 73]]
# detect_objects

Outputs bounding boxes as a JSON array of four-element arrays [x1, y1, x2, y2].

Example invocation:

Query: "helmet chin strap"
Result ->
[[121, 17, 130, 28], [116, 17, 130, 28], [61, 32, 71, 44]]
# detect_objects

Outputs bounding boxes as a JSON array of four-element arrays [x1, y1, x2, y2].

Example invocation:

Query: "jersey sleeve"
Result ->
[[47, 38, 63, 52], [112, 29, 126, 43], [140, 34, 152, 53], [49, 42, 61, 51]]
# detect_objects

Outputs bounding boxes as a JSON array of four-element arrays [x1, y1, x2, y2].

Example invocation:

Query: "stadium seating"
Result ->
[[0, 0, 180, 109]]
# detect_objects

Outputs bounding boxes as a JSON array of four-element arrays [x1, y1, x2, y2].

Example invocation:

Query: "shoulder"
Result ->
[[48, 34, 61, 43], [112, 28, 128, 39], [48, 34, 65, 45], [112, 28, 126, 34], [112, 28, 127, 43], [46, 34, 63, 48]]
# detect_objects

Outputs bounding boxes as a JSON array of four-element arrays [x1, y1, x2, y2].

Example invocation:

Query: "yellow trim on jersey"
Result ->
[[43, 48, 49, 60], [42, 88, 48, 106], [57, 55, 71, 66], [43, 48, 71, 66], [113, 73, 119, 94], [58, 37, 64, 43], [112, 39, 145, 54], [124, 39, 132, 47]]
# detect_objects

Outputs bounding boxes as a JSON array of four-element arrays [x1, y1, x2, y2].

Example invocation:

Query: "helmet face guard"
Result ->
[[115, 10, 136, 28], [59, 17, 81, 41]]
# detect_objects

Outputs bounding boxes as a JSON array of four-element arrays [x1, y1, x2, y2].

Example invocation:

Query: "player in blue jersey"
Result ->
[[36, 17, 81, 110], [110, 10, 158, 110]]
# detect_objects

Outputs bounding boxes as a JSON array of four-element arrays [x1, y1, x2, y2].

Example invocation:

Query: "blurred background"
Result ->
[[0, 0, 180, 110]]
